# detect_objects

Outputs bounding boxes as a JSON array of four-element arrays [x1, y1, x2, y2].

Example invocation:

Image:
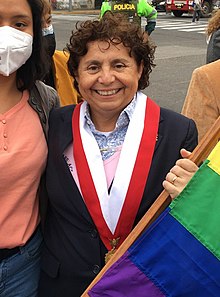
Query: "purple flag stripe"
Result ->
[[88, 251, 165, 297]]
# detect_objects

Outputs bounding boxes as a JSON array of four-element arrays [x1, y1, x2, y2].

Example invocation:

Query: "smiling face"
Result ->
[[76, 40, 143, 125], [0, 0, 33, 36]]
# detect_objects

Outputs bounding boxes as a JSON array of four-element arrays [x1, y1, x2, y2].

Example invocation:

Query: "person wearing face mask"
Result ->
[[41, 0, 80, 105], [0, 0, 59, 296]]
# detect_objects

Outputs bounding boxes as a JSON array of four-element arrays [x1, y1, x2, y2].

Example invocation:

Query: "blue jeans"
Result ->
[[0, 228, 42, 297]]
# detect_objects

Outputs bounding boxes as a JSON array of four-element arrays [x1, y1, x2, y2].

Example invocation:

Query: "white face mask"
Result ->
[[0, 26, 33, 76]]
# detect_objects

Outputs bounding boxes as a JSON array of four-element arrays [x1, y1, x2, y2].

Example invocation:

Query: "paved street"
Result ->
[[144, 13, 208, 112], [154, 18, 208, 34], [52, 12, 208, 112]]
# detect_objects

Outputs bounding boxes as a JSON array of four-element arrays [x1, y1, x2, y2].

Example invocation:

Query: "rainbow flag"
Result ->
[[88, 142, 220, 297]]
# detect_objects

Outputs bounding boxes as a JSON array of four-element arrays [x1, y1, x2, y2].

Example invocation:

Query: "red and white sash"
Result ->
[[72, 92, 160, 250]]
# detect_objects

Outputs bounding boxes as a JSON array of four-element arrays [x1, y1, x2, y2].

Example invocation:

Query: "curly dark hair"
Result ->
[[17, 0, 50, 91], [66, 11, 156, 94]]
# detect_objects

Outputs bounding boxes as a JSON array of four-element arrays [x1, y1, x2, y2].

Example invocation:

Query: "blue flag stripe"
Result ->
[[128, 213, 220, 296]]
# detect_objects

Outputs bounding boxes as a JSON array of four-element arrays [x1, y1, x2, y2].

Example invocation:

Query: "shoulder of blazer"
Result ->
[[159, 107, 198, 151], [48, 105, 76, 150], [160, 107, 192, 124], [196, 59, 220, 80], [159, 107, 197, 135], [196, 60, 220, 96], [49, 104, 76, 123]]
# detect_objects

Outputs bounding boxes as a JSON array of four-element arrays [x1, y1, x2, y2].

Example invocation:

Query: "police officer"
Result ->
[[100, 0, 157, 35]]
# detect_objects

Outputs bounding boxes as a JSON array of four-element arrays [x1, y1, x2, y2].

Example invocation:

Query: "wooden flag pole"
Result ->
[[82, 116, 220, 297]]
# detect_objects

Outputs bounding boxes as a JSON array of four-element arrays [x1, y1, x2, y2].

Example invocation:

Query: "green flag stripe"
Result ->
[[170, 160, 220, 260]]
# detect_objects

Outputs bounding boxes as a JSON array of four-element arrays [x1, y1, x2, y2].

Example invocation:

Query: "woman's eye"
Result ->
[[15, 22, 26, 29], [88, 65, 99, 72], [115, 64, 125, 69]]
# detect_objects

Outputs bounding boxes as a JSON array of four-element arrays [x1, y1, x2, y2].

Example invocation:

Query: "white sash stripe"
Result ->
[[79, 92, 147, 233]]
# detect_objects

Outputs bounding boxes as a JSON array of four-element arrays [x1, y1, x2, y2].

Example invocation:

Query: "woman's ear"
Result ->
[[74, 72, 79, 83], [138, 61, 144, 80]]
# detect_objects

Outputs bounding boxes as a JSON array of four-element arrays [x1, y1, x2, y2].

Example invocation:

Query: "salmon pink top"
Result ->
[[0, 91, 47, 248]]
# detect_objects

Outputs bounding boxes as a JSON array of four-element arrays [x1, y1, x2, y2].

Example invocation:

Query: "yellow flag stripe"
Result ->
[[207, 141, 220, 175]]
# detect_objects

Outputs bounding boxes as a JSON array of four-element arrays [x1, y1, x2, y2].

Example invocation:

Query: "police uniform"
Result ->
[[100, 0, 157, 35]]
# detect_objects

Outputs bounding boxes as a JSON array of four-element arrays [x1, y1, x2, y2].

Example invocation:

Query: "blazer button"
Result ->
[[92, 265, 100, 275], [90, 229, 98, 239]]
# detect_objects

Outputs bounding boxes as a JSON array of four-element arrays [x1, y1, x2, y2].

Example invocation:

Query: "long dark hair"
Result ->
[[17, 0, 50, 91]]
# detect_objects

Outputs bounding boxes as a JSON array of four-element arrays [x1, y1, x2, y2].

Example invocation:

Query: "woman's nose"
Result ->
[[98, 69, 115, 84]]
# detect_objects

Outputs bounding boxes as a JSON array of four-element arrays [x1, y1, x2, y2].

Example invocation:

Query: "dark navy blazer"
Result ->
[[38, 104, 198, 297]]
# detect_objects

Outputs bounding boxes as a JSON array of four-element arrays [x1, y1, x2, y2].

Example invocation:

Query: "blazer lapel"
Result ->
[[56, 106, 95, 225]]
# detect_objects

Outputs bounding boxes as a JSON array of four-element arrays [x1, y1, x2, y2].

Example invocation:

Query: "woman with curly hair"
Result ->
[[206, 8, 220, 63], [38, 11, 197, 297]]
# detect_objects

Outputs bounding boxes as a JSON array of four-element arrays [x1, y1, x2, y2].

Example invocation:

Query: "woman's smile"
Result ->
[[95, 88, 122, 96]]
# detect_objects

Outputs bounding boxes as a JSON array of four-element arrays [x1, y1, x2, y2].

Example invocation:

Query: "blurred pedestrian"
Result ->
[[42, 0, 80, 105], [100, 0, 157, 36], [38, 11, 197, 297], [51, 0, 57, 10], [0, 0, 59, 296], [206, 9, 220, 63], [192, 0, 202, 22]]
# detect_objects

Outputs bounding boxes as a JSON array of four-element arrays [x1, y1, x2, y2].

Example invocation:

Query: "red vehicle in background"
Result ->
[[166, 0, 218, 17]]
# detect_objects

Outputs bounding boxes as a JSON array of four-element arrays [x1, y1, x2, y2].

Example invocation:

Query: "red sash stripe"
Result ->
[[72, 98, 160, 250], [114, 98, 160, 244], [72, 103, 113, 249]]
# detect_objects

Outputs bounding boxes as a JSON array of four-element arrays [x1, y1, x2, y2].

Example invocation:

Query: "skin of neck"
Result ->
[[0, 73, 22, 114], [89, 108, 121, 132]]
